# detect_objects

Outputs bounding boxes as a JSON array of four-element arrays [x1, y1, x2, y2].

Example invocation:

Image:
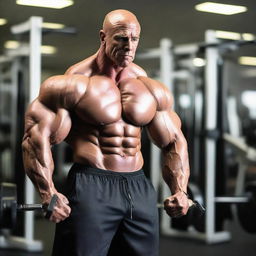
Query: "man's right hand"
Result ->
[[43, 192, 71, 223]]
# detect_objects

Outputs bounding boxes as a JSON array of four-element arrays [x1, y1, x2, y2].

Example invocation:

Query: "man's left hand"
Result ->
[[163, 191, 192, 218]]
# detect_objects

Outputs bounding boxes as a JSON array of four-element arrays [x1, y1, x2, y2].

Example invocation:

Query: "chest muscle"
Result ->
[[74, 76, 157, 126]]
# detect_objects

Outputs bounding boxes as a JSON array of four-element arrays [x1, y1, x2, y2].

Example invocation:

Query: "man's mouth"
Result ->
[[121, 55, 132, 58]]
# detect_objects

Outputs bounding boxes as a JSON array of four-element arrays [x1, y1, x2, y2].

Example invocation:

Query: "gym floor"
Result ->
[[0, 216, 254, 256]]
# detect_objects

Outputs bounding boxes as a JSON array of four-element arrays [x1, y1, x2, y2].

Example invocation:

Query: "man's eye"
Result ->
[[132, 37, 139, 42], [115, 36, 128, 42]]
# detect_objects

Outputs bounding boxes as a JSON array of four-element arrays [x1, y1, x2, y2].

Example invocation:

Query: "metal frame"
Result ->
[[204, 30, 232, 243], [0, 58, 19, 180], [138, 31, 256, 244], [0, 16, 43, 252], [137, 38, 208, 240]]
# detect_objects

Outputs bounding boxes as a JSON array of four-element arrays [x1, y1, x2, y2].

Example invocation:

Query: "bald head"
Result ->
[[99, 9, 141, 68], [103, 9, 141, 33]]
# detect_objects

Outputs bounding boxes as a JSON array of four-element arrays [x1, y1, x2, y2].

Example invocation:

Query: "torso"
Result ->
[[64, 58, 158, 172]]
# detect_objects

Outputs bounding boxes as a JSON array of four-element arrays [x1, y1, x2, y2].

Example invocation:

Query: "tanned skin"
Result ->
[[22, 9, 190, 223]]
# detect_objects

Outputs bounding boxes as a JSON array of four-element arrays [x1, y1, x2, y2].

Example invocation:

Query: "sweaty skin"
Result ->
[[22, 9, 190, 222]]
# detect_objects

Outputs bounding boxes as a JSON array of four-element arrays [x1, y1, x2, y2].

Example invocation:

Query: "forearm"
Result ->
[[162, 138, 190, 194], [22, 136, 56, 200]]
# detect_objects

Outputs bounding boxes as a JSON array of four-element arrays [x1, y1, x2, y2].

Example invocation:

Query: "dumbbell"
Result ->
[[157, 187, 206, 231], [158, 200, 205, 220], [0, 182, 58, 230]]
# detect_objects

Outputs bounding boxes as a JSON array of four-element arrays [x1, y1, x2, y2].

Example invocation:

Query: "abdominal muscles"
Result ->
[[66, 119, 144, 172]]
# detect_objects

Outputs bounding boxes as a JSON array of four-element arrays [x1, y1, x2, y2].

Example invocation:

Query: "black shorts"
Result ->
[[52, 163, 159, 256]]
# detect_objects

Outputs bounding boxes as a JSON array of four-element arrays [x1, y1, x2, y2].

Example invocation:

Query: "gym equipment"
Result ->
[[235, 182, 256, 234], [158, 180, 256, 234], [0, 183, 58, 230], [158, 183, 205, 231], [0, 17, 77, 251], [157, 197, 205, 219], [187, 181, 256, 233]]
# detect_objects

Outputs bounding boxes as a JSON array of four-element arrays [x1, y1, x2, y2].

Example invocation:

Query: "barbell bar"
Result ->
[[157, 182, 256, 234], [214, 196, 250, 203]]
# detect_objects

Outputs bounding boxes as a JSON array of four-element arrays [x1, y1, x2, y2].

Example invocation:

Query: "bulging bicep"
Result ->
[[23, 99, 72, 146], [146, 110, 182, 149]]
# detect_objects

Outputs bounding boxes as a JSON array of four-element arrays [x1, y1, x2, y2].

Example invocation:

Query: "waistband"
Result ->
[[70, 163, 145, 178]]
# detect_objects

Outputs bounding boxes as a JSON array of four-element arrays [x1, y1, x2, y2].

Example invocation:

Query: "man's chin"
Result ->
[[118, 59, 132, 68]]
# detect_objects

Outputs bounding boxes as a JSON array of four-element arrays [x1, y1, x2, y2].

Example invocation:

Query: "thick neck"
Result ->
[[95, 46, 124, 81]]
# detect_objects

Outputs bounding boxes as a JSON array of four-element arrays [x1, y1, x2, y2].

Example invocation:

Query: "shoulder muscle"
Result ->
[[138, 76, 173, 111], [39, 74, 88, 110]]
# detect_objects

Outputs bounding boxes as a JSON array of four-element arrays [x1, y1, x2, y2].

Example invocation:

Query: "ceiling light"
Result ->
[[41, 45, 57, 54], [0, 18, 7, 26], [215, 30, 241, 40], [239, 57, 256, 66], [4, 41, 20, 49], [215, 30, 255, 41], [193, 58, 206, 67], [16, 0, 74, 9], [4, 41, 57, 55], [43, 22, 65, 29], [195, 2, 247, 15], [242, 33, 255, 41]]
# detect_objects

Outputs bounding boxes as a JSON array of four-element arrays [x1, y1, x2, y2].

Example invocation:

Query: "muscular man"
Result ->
[[22, 9, 190, 256]]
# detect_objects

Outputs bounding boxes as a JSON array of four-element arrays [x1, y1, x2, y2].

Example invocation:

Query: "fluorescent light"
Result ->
[[4, 41, 57, 55], [195, 2, 247, 15], [16, 0, 74, 9], [215, 30, 255, 41], [215, 30, 241, 40], [239, 57, 256, 66], [41, 45, 57, 54], [193, 58, 206, 67], [4, 41, 20, 49], [43, 22, 65, 29], [242, 33, 255, 41], [0, 18, 7, 26]]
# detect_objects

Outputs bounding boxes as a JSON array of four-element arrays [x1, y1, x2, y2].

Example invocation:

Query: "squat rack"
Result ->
[[137, 30, 256, 244]]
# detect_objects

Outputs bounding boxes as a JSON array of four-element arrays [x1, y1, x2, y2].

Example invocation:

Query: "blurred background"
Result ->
[[0, 0, 255, 255]]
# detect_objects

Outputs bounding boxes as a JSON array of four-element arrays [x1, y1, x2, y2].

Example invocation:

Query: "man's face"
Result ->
[[103, 23, 140, 67]]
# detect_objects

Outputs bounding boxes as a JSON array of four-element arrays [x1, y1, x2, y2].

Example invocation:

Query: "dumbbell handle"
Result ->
[[157, 199, 198, 209], [17, 204, 43, 211], [16, 194, 58, 218]]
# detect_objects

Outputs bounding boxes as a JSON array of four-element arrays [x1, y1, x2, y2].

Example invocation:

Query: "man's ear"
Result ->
[[99, 30, 106, 45]]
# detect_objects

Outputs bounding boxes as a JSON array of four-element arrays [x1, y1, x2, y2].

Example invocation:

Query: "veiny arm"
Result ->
[[141, 77, 190, 217], [22, 75, 87, 222]]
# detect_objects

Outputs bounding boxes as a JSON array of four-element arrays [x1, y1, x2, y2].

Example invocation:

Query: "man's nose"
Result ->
[[124, 39, 132, 51]]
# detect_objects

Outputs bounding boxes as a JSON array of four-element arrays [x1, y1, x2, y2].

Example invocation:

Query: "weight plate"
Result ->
[[237, 181, 256, 233], [0, 183, 17, 230]]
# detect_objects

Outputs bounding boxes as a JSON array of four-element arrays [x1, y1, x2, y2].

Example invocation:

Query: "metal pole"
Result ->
[[204, 30, 231, 243], [24, 16, 42, 242], [205, 30, 218, 242]]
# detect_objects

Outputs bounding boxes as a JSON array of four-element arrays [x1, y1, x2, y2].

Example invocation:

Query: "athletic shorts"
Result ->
[[52, 163, 159, 256]]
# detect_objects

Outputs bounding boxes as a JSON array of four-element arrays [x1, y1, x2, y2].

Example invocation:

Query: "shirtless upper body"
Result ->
[[22, 9, 190, 223]]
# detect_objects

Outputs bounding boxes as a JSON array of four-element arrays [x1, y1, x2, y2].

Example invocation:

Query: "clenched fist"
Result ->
[[164, 191, 192, 218], [42, 191, 71, 223]]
